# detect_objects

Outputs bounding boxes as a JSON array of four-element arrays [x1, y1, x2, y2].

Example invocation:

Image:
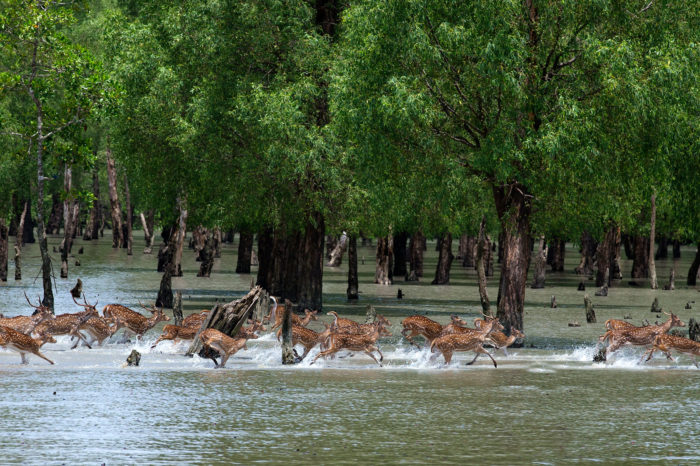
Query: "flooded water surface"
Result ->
[[1, 235, 699, 464]]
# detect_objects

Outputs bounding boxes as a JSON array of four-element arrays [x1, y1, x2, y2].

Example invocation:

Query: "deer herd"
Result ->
[[0, 292, 698, 369]]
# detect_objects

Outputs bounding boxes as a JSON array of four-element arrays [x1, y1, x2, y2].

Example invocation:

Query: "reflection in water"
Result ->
[[0, 236, 699, 463]]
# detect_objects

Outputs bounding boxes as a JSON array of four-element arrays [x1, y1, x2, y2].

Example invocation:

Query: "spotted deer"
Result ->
[[488, 328, 525, 356], [598, 319, 638, 343], [603, 311, 685, 361], [199, 328, 259, 368], [104, 301, 170, 339], [0, 292, 55, 336], [430, 317, 503, 367], [642, 334, 700, 367], [277, 322, 332, 361], [69, 315, 121, 349], [327, 311, 392, 336], [182, 310, 210, 328], [0, 325, 56, 365], [310, 320, 386, 366], [34, 295, 100, 341], [269, 302, 318, 331], [151, 324, 198, 349], [401, 315, 469, 347]]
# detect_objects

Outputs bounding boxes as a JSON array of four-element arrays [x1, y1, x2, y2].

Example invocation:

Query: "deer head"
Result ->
[[304, 309, 319, 321], [73, 294, 99, 317], [450, 314, 468, 326], [663, 311, 685, 328], [25, 291, 51, 316]]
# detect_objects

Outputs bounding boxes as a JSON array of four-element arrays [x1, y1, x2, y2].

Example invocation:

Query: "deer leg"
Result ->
[[34, 350, 54, 365], [501, 347, 509, 357], [401, 328, 420, 348], [218, 352, 231, 368], [465, 352, 480, 365], [442, 351, 452, 365], [20, 352, 28, 364], [640, 348, 654, 364], [476, 346, 497, 368], [692, 356, 698, 368], [311, 347, 339, 365], [363, 350, 383, 367]]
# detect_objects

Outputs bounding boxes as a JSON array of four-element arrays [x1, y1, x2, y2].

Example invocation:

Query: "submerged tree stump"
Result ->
[[584, 295, 596, 323], [281, 299, 295, 365], [364, 304, 377, 324], [197, 236, 215, 277], [173, 291, 183, 326], [70, 279, 83, 299], [326, 232, 348, 267], [126, 350, 141, 367], [688, 318, 699, 342], [186, 286, 269, 358], [650, 297, 661, 313], [531, 236, 547, 289]]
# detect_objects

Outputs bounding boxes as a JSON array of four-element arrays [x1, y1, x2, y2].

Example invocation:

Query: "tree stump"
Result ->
[[663, 267, 675, 290], [156, 266, 174, 309], [186, 286, 269, 357], [126, 350, 141, 367], [326, 232, 348, 267], [236, 232, 254, 273], [197, 236, 215, 277], [70, 279, 83, 299], [550, 295, 557, 308], [689, 318, 699, 342], [281, 299, 295, 365], [650, 297, 661, 313], [364, 304, 377, 324], [584, 295, 596, 323], [347, 235, 359, 301], [531, 236, 547, 289], [173, 291, 183, 326]]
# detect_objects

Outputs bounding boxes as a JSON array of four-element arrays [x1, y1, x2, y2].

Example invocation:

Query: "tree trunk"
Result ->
[[156, 264, 174, 309], [575, 231, 596, 275], [213, 227, 222, 258], [648, 193, 658, 289], [197, 235, 215, 277], [156, 226, 177, 308], [347, 235, 359, 300], [13, 201, 28, 280], [236, 232, 254, 274], [631, 236, 650, 279], [663, 261, 676, 291], [173, 198, 188, 277], [432, 233, 454, 285], [547, 238, 565, 272], [672, 240, 681, 259], [255, 228, 273, 289], [83, 164, 100, 240], [475, 217, 491, 313], [0, 219, 8, 281], [460, 235, 476, 268], [325, 235, 337, 262], [392, 231, 408, 277], [46, 192, 62, 235], [494, 184, 532, 334], [281, 299, 295, 364], [140, 211, 156, 254], [610, 226, 622, 280], [124, 174, 133, 255], [595, 226, 616, 287], [106, 147, 123, 248], [655, 236, 669, 260], [296, 212, 325, 310], [497, 232, 504, 264], [60, 165, 77, 278], [584, 294, 596, 323], [622, 233, 634, 260], [326, 232, 348, 267], [406, 230, 424, 281], [375, 235, 393, 285], [688, 243, 700, 286], [173, 291, 183, 326], [186, 286, 268, 357], [531, 236, 547, 289]]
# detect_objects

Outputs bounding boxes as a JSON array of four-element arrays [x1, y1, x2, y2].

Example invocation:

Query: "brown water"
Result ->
[[1, 234, 699, 464]]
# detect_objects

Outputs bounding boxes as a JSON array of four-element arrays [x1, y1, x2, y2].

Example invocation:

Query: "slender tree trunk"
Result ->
[[493, 184, 532, 334], [347, 235, 359, 300], [547, 238, 565, 272], [325, 235, 337, 262], [688, 243, 700, 286], [213, 227, 222, 258], [197, 235, 215, 277], [124, 174, 133, 255], [85, 164, 100, 240], [375, 235, 393, 285], [0, 219, 8, 282], [575, 231, 596, 275], [326, 232, 348, 267], [14, 201, 28, 280], [631, 236, 650, 279], [174, 198, 188, 277], [106, 147, 123, 248], [140, 211, 155, 254], [156, 229, 177, 308], [46, 192, 62, 235], [475, 217, 490, 313], [649, 193, 658, 289], [432, 233, 454, 285], [392, 231, 408, 277], [611, 226, 623, 280], [236, 232, 254, 274], [462, 235, 476, 268], [531, 236, 547, 289], [60, 165, 76, 278], [406, 230, 424, 281], [281, 300, 295, 365]]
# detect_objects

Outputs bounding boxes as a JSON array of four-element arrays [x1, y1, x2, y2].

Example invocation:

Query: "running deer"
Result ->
[[327, 311, 392, 336], [182, 310, 210, 328], [603, 311, 685, 361], [199, 328, 259, 368], [0, 326, 56, 365], [269, 303, 318, 331], [310, 320, 386, 366], [642, 334, 700, 367], [488, 328, 525, 356], [104, 301, 170, 339], [69, 315, 121, 349], [598, 319, 638, 343], [401, 315, 469, 347], [430, 317, 503, 367], [151, 324, 198, 349], [277, 322, 332, 361], [0, 292, 55, 335], [34, 295, 100, 341]]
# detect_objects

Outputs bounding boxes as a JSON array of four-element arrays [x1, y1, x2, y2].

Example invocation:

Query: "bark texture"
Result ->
[[60, 165, 77, 278], [140, 210, 155, 254], [46, 192, 62, 235], [494, 184, 532, 334], [236, 232, 254, 274], [106, 148, 123, 248], [595, 226, 617, 287], [648, 193, 657, 289], [547, 238, 565, 272], [173, 198, 188, 277], [197, 235, 215, 277], [0, 219, 8, 281], [375, 235, 393, 285], [281, 300, 295, 364], [575, 231, 596, 275], [631, 236, 650, 279], [584, 294, 596, 323], [531, 236, 547, 289], [460, 234, 476, 268], [431, 233, 454, 285], [326, 232, 348, 267], [406, 230, 424, 281], [475, 217, 491, 313], [347, 235, 359, 300]]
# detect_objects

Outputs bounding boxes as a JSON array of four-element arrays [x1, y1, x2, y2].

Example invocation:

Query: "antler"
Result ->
[[24, 291, 42, 309]]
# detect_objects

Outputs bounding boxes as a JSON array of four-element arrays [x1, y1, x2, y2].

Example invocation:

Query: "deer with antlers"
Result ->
[[199, 328, 259, 368], [327, 311, 392, 336], [0, 325, 56, 365], [0, 292, 55, 336], [34, 295, 100, 345], [401, 314, 469, 348], [602, 311, 685, 362], [103, 301, 170, 340], [641, 334, 700, 367], [310, 318, 387, 366], [269, 305, 318, 332], [69, 315, 122, 349], [430, 317, 504, 367]]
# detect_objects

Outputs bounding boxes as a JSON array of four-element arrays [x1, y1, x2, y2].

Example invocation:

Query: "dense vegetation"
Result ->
[[1, 0, 698, 332]]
